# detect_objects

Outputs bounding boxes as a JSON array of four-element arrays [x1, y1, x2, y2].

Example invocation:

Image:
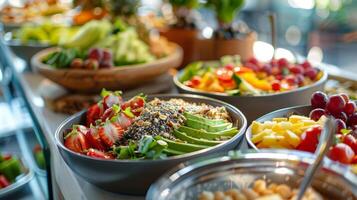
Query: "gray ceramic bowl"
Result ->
[[174, 69, 328, 123], [55, 94, 247, 195], [146, 150, 357, 200]]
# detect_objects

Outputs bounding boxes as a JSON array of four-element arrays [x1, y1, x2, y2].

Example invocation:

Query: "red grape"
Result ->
[[304, 68, 318, 80], [247, 57, 259, 66], [333, 112, 348, 122], [245, 63, 259, 71], [224, 64, 234, 71], [88, 48, 103, 61], [278, 58, 289, 68], [260, 64, 272, 74], [340, 93, 349, 103], [301, 61, 312, 69], [271, 81, 281, 91], [102, 49, 112, 62], [326, 95, 346, 114], [290, 65, 304, 74], [309, 108, 325, 121], [344, 101, 356, 116], [275, 74, 283, 80], [99, 61, 113, 69], [83, 59, 99, 70], [311, 91, 328, 109], [270, 59, 278, 67], [285, 75, 297, 85], [348, 113, 357, 127], [335, 119, 346, 134], [295, 74, 304, 86]]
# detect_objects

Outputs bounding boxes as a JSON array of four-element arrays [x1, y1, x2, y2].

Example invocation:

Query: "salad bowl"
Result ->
[[32, 45, 183, 93], [55, 94, 247, 195]]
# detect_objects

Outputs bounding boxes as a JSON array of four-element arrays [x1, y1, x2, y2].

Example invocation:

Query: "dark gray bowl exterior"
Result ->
[[245, 104, 312, 150], [55, 94, 247, 195], [174, 70, 328, 123], [7, 41, 50, 65]]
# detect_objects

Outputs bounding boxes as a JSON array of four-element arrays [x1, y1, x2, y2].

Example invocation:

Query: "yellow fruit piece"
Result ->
[[251, 121, 263, 135], [251, 129, 273, 144], [261, 135, 292, 149], [272, 118, 288, 122], [289, 115, 310, 123], [351, 165, 357, 174], [284, 130, 301, 147], [263, 121, 276, 129], [280, 121, 293, 130], [302, 119, 318, 126]]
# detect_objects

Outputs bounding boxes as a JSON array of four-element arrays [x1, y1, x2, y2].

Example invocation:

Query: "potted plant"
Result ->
[[160, 0, 201, 66], [204, 0, 256, 61]]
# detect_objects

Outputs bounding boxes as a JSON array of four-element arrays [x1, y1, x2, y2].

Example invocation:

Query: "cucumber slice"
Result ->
[[161, 138, 209, 153], [184, 112, 226, 125], [186, 118, 232, 132], [173, 130, 222, 146], [178, 126, 238, 140]]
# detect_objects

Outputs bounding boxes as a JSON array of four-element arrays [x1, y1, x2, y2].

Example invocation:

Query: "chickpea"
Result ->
[[214, 191, 226, 200], [225, 189, 248, 200], [268, 183, 278, 192], [253, 179, 267, 194], [241, 188, 259, 200], [275, 184, 292, 199], [199, 191, 214, 200]]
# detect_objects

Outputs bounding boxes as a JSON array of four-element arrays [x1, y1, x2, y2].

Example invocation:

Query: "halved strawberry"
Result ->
[[86, 148, 114, 159], [113, 113, 134, 130], [98, 122, 124, 147], [101, 105, 121, 122], [86, 104, 103, 126], [83, 127, 106, 151], [64, 127, 90, 153], [121, 96, 145, 116], [103, 93, 123, 110]]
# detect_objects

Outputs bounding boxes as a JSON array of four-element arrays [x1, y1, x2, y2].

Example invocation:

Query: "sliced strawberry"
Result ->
[[101, 105, 121, 122], [64, 127, 90, 153], [0, 175, 10, 188], [121, 96, 145, 116], [98, 122, 124, 147], [33, 144, 42, 153], [103, 94, 123, 110], [83, 127, 106, 151], [86, 148, 114, 159], [86, 104, 103, 126], [113, 113, 134, 130]]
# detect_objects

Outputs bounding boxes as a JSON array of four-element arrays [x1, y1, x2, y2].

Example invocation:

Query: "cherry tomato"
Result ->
[[296, 126, 322, 153], [216, 69, 233, 82], [344, 134, 357, 154], [328, 143, 355, 164], [271, 81, 281, 91], [184, 80, 194, 88], [224, 64, 234, 71], [191, 76, 201, 86], [220, 79, 236, 89]]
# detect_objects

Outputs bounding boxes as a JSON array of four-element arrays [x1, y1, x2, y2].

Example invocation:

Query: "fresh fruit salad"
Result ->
[[41, 19, 175, 69], [63, 90, 239, 160], [0, 153, 23, 189], [250, 91, 357, 168], [199, 179, 323, 200], [180, 56, 323, 96]]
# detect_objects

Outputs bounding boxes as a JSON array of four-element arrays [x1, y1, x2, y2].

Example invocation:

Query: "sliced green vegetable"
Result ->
[[161, 138, 209, 153], [186, 118, 232, 132], [163, 148, 185, 156], [173, 130, 222, 146], [178, 126, 238, 140], [35, 151, 46, 170], [179, 62, 204, 82], [184, 112, 226, 125], [0, 158, 22, 182]]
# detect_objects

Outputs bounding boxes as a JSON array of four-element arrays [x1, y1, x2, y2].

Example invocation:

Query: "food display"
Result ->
[[63, 90, 239, 160], [41, 19, 175, 69], [198, 179, 323, 200], [180, 56, 323, 96], [0, 153, 23, 189], [250, 91, 357, 166], [325, 79, 357, 100]]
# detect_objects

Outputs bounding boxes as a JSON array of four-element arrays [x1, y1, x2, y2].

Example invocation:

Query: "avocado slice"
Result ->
[[178, 126, 238, 140], [184, 112, 227, 125], [173, 130, 222, 146], [161, 138, 209, 153], [186, 118, 232, 132]]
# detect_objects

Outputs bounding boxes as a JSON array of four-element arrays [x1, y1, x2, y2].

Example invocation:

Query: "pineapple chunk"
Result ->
[[272, 117, 288, 122], [251, 121, 263, 135], [284, 130, 301, 147]]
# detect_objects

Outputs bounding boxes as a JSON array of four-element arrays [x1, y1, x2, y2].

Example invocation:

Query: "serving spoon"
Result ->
[[296, 116, 337, 200]]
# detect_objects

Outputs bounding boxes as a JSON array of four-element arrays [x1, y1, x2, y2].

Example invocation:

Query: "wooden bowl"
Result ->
[[31, 44, 183, 93]]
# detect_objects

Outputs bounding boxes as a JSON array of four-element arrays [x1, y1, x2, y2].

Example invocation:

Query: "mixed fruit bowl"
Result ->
[[247, 91, 357, 171], [175, 56, 327, 122], [55, 90, 247, 194]]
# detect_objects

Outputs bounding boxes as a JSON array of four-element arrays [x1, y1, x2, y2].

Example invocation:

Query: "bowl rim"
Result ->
[[55, 93, 248, 163], [146, 149, 357, 200], [31, 44, 183, 73], [173, 63, 328, 98]]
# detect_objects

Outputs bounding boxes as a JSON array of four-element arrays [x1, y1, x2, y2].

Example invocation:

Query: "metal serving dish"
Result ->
[[174, 69, 328, 123], [147, 150, 357, 200], [0, 158, 34, 198], [55, 94, 247, 195]]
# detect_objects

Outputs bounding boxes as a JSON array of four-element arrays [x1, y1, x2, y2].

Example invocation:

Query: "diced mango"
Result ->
[[263, 121, 276, 129], [284, 130, 301, 147], [289, 115, 310, 123], [280, 121, 292, 130], [272, 118, 288, 122], [251, 121, 263, 135], [251, 129, 273, 144]]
